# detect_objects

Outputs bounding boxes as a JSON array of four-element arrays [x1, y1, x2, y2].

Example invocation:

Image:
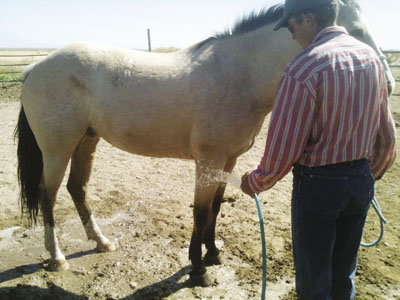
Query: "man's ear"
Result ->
[[303, 13, 313, 25], [304, 13, 317, 29]]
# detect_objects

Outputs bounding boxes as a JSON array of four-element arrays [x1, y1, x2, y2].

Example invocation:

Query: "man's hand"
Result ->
[[241, 172, 255, 197]]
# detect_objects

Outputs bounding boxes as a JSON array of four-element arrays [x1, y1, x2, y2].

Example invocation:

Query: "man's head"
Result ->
[[275, 0, 339, 48]]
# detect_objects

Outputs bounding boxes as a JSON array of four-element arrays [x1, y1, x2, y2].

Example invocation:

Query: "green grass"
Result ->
[[153, 46, 180, 53], [385, 51, 400, 65], [0, 73, 23, 82]]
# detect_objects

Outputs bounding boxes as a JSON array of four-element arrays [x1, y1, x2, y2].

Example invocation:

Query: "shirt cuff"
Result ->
[[248, 171, 264, 194]]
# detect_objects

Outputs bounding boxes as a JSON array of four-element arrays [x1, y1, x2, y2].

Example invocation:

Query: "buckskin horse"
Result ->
[[15, 0, 395, 286]]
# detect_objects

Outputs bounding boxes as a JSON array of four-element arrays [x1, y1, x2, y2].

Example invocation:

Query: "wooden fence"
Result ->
[[0, 53, 49, 82], [383, 51, 400, 96], [1, 50, 400, 83]]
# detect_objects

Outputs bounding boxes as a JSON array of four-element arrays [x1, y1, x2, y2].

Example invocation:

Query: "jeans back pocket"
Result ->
[[304, 174, 350, 220]]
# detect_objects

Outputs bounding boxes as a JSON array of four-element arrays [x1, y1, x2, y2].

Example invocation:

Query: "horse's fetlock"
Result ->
[[189, 268, 214, 287], [190, 266, 206, 276], [206, 246, 220, 257]]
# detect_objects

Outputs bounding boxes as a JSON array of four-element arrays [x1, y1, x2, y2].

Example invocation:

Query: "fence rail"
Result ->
[[1, 50, 400, 83], [1, 71, 22, 74], [383, 50, 400, 54], [0, 53, 50, 82], [0, 64, 31, 67], [0, 54, 48, 57]]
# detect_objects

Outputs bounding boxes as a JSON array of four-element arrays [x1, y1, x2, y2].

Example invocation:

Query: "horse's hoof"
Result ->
[[96, 242, 116, 252], [48, 259, 69, 271], [205, 253, 223, 266], [190, 271, 214, 287]]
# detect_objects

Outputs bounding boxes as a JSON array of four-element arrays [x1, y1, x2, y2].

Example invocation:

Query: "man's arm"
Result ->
[[245, 74, 316, 194], [369, 78, 397, 179]]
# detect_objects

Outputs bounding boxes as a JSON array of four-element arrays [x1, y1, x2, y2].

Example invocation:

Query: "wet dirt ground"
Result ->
[[0, 82, 399, 300]]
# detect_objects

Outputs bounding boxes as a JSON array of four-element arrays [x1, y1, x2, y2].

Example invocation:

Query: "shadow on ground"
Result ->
[[0, 252, 193, 300]]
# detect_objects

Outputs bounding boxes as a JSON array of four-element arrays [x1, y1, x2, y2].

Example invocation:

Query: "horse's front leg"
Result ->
[[203, 158, 237, 266], [202, 183, 226, 266], [189, 158, 224, 287]]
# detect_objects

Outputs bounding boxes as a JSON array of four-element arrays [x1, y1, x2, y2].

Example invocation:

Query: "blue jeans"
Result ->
[[291, 159, 375, 300]]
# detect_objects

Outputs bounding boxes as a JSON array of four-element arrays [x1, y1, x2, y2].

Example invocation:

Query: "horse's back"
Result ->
[[20, 42, 257, 161], [20, 43, 198, 158]]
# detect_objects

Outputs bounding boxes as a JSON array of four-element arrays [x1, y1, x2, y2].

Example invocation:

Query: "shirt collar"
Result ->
[[312, 26, 349, 44]]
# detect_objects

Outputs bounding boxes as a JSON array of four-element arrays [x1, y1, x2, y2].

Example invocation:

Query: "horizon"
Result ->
[[1, 0, 399, 51]]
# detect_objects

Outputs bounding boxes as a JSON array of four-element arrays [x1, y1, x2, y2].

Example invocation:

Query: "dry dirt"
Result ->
[[0, 82, 399, 300]]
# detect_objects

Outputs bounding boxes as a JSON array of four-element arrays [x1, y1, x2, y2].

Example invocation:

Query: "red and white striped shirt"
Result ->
[[248, 26, 397, 194]]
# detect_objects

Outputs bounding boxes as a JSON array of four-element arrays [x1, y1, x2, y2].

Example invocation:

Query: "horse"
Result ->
[[15, 0, 395, 287]]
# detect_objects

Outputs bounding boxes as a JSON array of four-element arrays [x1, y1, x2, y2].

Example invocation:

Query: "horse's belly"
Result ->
[[100, 130, 193, 159]]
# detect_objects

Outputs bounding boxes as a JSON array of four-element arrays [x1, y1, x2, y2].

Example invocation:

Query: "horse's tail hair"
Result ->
[[14, 106, 43, 225]]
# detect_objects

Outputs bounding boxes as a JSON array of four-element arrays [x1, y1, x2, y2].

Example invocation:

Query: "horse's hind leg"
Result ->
[[41, 154, 71, 271], [204, 158, 237, 265], [67, 135, 116, 252]]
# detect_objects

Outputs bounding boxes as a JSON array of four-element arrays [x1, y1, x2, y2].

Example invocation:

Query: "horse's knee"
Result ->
[[66, 180, 87, 200]]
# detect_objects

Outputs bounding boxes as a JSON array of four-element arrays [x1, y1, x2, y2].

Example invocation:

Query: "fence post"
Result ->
[[147, 29, 152, 52]]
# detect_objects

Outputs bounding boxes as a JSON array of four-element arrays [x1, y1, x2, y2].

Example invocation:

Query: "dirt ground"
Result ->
[[0, 80, 399, 300]]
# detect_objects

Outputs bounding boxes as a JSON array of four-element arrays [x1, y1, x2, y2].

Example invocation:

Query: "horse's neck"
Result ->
[[218, 26, 301, 112]]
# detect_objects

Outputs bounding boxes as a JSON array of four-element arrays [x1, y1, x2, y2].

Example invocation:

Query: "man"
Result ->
[[240, 0, 397, 299]]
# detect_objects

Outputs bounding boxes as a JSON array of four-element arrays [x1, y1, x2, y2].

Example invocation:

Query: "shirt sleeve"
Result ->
[[248, 73, 316, 193], [369, 74, 397, 179]]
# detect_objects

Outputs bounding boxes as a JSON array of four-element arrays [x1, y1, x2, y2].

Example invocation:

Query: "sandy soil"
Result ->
[[0, 82, 399, 300]]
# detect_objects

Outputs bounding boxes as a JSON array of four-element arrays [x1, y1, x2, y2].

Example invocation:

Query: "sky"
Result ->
[[1, 0, 399, 50]]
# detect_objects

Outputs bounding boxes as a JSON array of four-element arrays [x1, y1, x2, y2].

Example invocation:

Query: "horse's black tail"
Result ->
[[14, 107, 43, 225]]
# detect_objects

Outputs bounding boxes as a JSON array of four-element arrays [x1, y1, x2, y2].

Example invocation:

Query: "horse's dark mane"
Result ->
[[216, 4, 284, 39], [192, 3, 284, 51], [191, 0, 361, 51]]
